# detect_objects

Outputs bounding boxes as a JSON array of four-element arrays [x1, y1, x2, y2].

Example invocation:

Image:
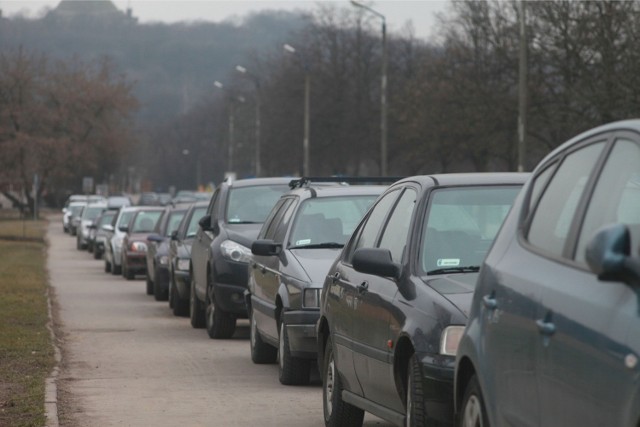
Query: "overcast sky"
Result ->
[[0, 1, 451, 41]]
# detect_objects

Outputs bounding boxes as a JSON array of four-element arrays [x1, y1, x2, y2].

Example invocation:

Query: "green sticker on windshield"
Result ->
[[296, 239, 311, 246], [437, 258, 460, 267]]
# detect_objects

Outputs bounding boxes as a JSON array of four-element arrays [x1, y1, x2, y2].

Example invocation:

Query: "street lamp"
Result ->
[[283, 43, 311, 177], [235, 65, 262, 177], [214, 80, 244, 174], [350, 0, 388, 176]]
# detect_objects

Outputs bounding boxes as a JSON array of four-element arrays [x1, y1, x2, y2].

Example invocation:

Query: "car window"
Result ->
[[288, 195, 378, 248], [186, 207, 208, 237], [345, 189, 401, 262], [226, 185, 289, 224], [379, 189, 417, 263], [574, 138, 640, 263], [528, 163, 557, 214], [421, 186, 521, 273], [98, 212, 115, 227], [83, 206, 105, 220], [131, 211, 162, 233], [527, 142, 605, 257], [117, 211, 135, 228], [259, 198, 291, 240], [166, 210, 187, 237]]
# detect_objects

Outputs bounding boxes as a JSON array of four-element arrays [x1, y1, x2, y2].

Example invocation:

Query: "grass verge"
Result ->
[[0, 216, 54, 427]]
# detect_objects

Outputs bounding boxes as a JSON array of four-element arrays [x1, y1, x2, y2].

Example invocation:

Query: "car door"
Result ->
[[193, 188, 220, 301], [251, 197, 296, 341], [536, 134, 640, 427], [330, 188, 402, 397], [352, 186, 417, 412]]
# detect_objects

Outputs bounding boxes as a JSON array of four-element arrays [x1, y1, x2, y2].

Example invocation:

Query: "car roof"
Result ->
[[394, 172, 530, 188], [222, 177, 292, 188], [285, 184, 389, 199]]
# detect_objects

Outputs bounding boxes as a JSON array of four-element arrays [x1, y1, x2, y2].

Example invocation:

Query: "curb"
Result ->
[[45, 278, 61, 426]]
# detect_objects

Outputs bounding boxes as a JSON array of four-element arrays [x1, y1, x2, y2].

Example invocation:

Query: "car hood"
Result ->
[[423, 272, 479, 318], [289, 248, 342, 286], [225, 224, 262, 248]]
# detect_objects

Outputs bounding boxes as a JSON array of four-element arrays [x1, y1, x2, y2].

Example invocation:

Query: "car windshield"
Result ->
[[98, 212, 115, 227], [117, 211, 135, 228], [69, 205, 84, 216], [83, 206, 105, 220], [131, 211, 162, 233], [226, 185, 289, 224], [187, 207, 208, 237], [421, 186, 521, 275], [289, 195, 377, 248], [166, 211, 187, 237]]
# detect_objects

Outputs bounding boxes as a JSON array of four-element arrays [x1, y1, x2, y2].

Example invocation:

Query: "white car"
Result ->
[[104, 206, 138, 275]]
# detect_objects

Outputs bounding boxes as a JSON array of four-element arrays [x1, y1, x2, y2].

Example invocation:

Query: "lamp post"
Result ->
[[350, 0, 388, 176], [214, 80, 245, 174], [235, 65, 262, 177], [283, 43, 311, 177]]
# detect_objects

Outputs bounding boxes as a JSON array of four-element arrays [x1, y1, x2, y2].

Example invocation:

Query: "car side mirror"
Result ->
[[352, 248, 401, 280], [171, 230, 179, 241], [252, 239, 282, 256], [118, 225, 129, 233], [147, 233, 164, 243], [586, 223, 640, 285], [102, 224, 114, 232], [198, 215, 212, 231]]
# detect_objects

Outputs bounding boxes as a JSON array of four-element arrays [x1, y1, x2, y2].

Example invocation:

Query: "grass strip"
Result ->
[[0, 218, 54, 427]]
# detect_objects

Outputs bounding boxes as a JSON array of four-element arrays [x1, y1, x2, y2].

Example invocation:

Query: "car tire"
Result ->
[[406, 354, 427, 426], [93, 248, 101, 260], [279, 321, 311, 385], [189, 276, 206, 328], [104, 259, 111, 273], [459, 374, 489, 427], [249, 306, 277, 364], [205, 283, 236, 339], [171, 275, 189, 317], [153, 267, 168, 301], [146, 274, 154, 296], [323, 336, 364, 427]]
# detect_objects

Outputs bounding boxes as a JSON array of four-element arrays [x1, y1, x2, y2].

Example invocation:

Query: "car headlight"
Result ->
[[440, 325, 465, 356], [303, 288, 320, 308], [159, 255, 170, 265], [177, 259, 190, 271], [220, 240, 252, 263], [130, 241, 147, 252]]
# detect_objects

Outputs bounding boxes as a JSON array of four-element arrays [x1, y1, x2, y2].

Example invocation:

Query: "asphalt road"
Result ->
[[47, 218, 392, 427]]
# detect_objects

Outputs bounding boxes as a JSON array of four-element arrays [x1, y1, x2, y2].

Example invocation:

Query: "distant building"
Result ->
[[46, 0, 137, 25]]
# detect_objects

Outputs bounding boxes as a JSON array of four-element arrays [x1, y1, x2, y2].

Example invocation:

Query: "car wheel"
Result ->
[[93, 248, 101, 260], [104, 259, 111, 273], [171, 276, 189, 317], [459, 374, 489, 427], [146, 273, 154, 295], [205, 284, 236, 339], [168, 272, 175, 309], [279, 321, 311, 385], [323, 336, 364, 427], [189, 276, 206, 328], [406, 354, 427, 426], [112, 260, 121, 275], [76, 236, 82, 250], [249, 306, 277, 364], [153, 267, 168, 301]]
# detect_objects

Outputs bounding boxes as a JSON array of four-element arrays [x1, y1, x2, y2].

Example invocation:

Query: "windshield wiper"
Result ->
[[227, 220, 259, 224], [426, 266, 480, 275], [290, 242, 344, 249]]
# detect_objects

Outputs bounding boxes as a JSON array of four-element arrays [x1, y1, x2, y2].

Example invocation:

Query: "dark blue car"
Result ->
[[455, 119, 640, 427]]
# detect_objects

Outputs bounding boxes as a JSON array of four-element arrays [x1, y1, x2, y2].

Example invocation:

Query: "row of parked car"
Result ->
[[62, 120, 640, 427]]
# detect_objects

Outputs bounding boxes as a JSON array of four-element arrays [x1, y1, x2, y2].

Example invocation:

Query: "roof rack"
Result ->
[[288, 176, 404, 189]]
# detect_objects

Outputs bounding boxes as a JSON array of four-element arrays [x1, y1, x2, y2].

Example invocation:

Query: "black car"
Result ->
[[248, 178, 391, 385], [190, 177, 291, 338], [145, 204, 189, 300], [317, 173, 528, 427], [455, 120, 640, 427], [89, 209, 117, 259], [168, 202, 209, 317]]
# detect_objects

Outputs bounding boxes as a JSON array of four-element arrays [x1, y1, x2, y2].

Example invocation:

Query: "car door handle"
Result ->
[[331, 272, 341, 283], [358, 281, 368, 294], [482, 294, 497, 310], [536, 319, 556, 336]]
